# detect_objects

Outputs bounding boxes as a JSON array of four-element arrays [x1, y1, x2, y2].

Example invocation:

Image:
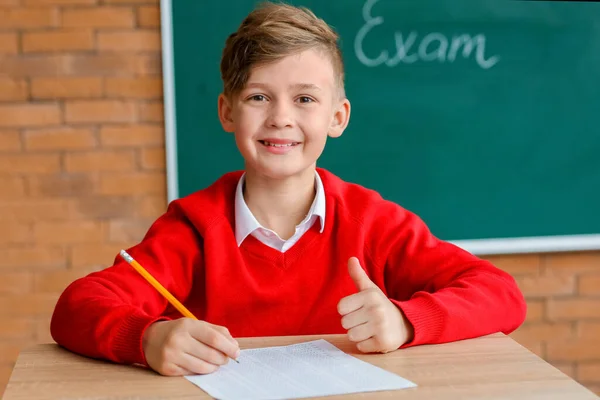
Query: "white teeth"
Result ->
[[263, 141, 295, 147]]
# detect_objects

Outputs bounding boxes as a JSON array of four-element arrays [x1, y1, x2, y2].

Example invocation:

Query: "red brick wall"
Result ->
[[0, 0, 599, 396]]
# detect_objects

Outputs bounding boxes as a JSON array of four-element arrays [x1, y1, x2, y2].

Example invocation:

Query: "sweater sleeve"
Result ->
[[369, 203, 526, 348], [50, 201, 203, 366]]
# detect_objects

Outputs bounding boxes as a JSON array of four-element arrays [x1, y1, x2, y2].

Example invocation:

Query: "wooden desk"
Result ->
[[3, 333, 597, 399]]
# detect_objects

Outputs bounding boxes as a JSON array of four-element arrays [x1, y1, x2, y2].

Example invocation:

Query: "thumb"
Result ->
[[348, 257, 377, 291]]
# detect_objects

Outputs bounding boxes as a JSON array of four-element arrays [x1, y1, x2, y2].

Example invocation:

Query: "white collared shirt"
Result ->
[[234, 172, 326, 252]]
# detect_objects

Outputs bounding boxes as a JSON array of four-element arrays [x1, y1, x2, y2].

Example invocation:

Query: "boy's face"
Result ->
[[218, 49, 350, 180]]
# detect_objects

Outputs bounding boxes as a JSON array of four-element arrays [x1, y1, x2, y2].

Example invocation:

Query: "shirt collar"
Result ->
[[234, 171, 326, 246]]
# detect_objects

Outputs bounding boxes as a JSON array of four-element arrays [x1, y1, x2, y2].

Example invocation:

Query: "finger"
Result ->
[[337, 292, 366, 316], [209, 323, 239, 346], [178, 353, 220, 375], [355, 337, 381, 354], [189, 322, 240, 360], [348, 257, 377, 291], [185, 340, 229, 366], [340, 308, 369, 330], [347, 322, 373, 343], [160, 363, 193, 377]]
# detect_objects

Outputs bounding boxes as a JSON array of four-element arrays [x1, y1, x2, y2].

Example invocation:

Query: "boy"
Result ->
[[51, 2, 526, 377]]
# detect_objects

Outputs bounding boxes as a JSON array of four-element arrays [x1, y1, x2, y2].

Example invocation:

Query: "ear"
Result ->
[[328, 98, 351, 138], [218, 93, 235, 133]]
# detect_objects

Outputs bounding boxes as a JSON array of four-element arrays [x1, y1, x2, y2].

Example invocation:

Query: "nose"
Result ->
[[266, 100, 293, 129]]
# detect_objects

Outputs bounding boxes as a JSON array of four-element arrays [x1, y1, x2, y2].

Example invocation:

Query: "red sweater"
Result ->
[[51, 168, 526, 366]]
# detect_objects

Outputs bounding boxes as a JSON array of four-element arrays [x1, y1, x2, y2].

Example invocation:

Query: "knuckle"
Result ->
[[340, 316, 349, 330], [161, 363, 179, 376], [356, 341, 367, 353], [371, 304, 386, 319], [205, 333, 220, 348]]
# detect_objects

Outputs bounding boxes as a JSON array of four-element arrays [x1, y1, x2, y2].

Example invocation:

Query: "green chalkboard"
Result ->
[[160, 0, 600, 254]]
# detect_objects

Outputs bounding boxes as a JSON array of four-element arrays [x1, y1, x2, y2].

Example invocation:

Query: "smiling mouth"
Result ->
[[258, 140, 300, 147]]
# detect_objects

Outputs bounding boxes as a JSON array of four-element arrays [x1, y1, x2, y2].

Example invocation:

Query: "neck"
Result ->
[[243, 167, 317, 240]]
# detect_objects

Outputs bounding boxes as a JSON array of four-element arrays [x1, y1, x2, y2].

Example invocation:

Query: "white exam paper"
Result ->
[[184, 339, 417, 400]]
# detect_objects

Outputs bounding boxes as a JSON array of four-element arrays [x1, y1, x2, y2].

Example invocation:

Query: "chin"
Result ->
[[253, 164, 312, 180]]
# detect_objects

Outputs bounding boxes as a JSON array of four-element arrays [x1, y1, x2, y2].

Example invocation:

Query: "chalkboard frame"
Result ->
[[158, 0, 600, 256]]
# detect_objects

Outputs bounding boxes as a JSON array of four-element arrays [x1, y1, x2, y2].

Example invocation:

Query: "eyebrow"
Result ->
[[245, 82, 322, 91]]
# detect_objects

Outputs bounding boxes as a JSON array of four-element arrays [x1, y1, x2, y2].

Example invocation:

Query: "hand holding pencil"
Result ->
[[120, 250, 240, 376]]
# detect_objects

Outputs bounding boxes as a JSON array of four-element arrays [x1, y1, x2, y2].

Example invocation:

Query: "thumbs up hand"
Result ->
[[337, 257, 414, 353]]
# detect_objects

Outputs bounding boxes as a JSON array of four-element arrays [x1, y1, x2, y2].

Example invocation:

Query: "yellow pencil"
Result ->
[[119, 249, 239, 363]]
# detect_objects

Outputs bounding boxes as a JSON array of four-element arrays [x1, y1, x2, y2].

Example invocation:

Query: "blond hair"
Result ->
[[220, 1, 345, 98]]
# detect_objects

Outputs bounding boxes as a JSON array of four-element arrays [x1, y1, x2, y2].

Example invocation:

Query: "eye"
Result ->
[[297, 96, 315, 104], [248, 94, 267, 102]]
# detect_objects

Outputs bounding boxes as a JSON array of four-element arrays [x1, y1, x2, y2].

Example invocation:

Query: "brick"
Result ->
[[544, 252, 600, 274], [0, 55, 65, 78], [107, 218, 153, 242], [65, 54, 139, 76], [576, 321, 600, 341], [0, 104, 61, 128], [0, 319, 35, 340], [65, 150, 136, 172], [104, 0, 158, 4], [0, 177, 26, 199], [548, 298, 600, 321], [105, 77, 162, 99], [137, 5, 159, 28], [0, 32, 18, 54], [34, 220, 104, 244], [516, 273, 575, 298], [35, 316, 53, 343], [0, 79, 28, 102], [73, 196, 136, 219], [31, 77, 103, 99], [0, 246, 66, 270], [549, 362, 575, 379], [579, 273, 600, 295], [525, 299, 544, 323], [23, 29, 94, 53], [25, 0, 97, 4], [509, 322, 572, 344], [484, 254, 541, 276], [62, 7, 134, 28], [0, 340, 33, 366], [0, 273, 33, 295], [98, 30, 161, 51], [0, 222, 32, 244], [100, 124, 163, 147], [34, 269, 95, 293], [0, 130, 21, 152], [25, 127, 96, 151], [100, 172, 165, 195], [135, 194, 166, 218], [140, 147, 164, 170], [0, 8, 58, 29], [547, 340, 600, 362], [0, 294, 59, 317], [70, 243, 132, 269], [138, 101, 163, 122], [0, 154, 60, 174], [28, 174, 97, 197], [514, 340, 544, 359], [579, 362, 600, 382], [136, 53, 162, 75], [0, 199, 71, 222], [65, 100, 137, 123]]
